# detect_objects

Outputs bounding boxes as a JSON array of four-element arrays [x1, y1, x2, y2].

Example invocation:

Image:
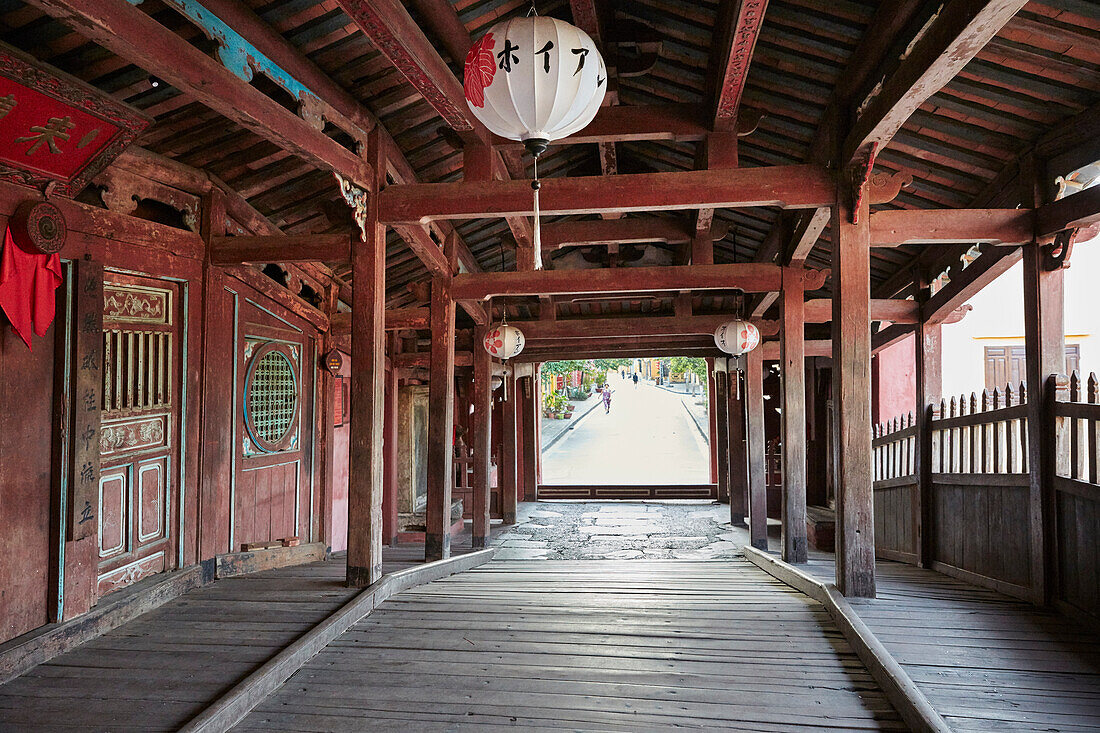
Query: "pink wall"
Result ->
[[874, 334, 915, 425]]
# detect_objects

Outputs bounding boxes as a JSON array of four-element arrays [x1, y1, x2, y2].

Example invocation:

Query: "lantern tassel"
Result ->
[[532, 154, 543, 270]]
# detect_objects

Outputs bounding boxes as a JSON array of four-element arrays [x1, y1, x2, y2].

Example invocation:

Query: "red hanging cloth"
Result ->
[[0, 225, 63, 349]]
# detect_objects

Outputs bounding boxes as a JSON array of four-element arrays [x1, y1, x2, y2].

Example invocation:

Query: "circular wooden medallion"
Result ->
[[324, 349, 343, 374], [13, 200, 67, 254]]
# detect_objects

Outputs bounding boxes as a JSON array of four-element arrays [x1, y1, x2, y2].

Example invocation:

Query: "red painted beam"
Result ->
[[452, 263, 785, 301], [516, 315, 780, 340], [492, 105, 709, 147], [869, 208, 1035, 246], [378, 165, 834, 224], [540, 218, 729, 251], [709, 0, 769, 131]]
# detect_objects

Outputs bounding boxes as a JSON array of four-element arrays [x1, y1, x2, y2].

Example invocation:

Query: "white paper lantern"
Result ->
[[714, 320, 760, 356], [465, 16, 607, 155], [483, 323, 525, 360]]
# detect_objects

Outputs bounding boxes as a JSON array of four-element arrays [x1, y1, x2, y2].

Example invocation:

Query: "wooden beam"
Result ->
[[330, 307, 430, 335], [346, 130, 386, 588], [28, 0, 373, 187], [336, 0, 482, 139], [1036, 185, 1100, 238], [540, 218, 728, 251], [780, 268, 808, 564], [761, 340, 832, 359], [452, 263, 784, 301], [517, 314, 779, 340], [806, 299, 918, 324], [843, 0, 1029, 166], [378, 165, 835, 224], [869, 209, 1035, 247], [209, 234, 350, 265], [922, 246, 1022, 323], [831, 191, 875, 598], [393, 351, 473, 369], [425, 276, 456, 561], [709, 0, 769, 131], [493, 104, 709, 147], [745, 345, 768, 550]]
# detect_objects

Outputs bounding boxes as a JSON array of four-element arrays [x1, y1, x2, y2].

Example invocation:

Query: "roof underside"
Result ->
[[0, 0, 1097, 324]]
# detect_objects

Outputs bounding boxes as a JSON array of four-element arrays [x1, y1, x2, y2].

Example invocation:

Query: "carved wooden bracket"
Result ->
[[866, 171, 913, 206], [1042, 228, 1079, 271], [335, 172, 369, 242], [804, 267, 830, 291], [846, 143, 878, 224]]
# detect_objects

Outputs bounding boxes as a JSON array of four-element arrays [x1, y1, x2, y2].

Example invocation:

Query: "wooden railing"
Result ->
[[871, 415, 918, 563], [867, 373, 1100, 618], [1051, 372, 1100, 619]]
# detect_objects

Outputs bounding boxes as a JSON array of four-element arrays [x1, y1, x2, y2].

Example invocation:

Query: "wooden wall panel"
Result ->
[[0, 314, 57, 643], [872, 482, 917, 563], [1056, 491, 1099, 619]]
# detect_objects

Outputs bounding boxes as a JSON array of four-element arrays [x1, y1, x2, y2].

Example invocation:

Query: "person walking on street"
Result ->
[[632, 373, 639, 389], [602, 384, 613, 414]]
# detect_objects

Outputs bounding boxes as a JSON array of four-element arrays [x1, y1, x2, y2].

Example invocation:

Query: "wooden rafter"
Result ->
[[708, 0, 769, 132], [27, 0, 374, 187]]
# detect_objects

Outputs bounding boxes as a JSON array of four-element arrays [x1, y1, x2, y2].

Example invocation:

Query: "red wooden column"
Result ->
[[831, 192, 875, 598], [347, 135, 387, 587], [714, 366, 731, 503], [1022, 240, 1065, 604], [707, 359, 718, 483], [780, 268, 808, 563], [521, 375, 539, 501], [915, 297, 941, 568], [728, 369, 748, 524], [472, 330, 492, 548], [501, 368, 519, 524], [425, 277, 457, 561], [745, 345, 768, 550], [382, 334, 399, 547]]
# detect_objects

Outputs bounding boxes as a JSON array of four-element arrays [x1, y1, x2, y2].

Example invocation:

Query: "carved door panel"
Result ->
[[96, 274, 180, 597], [233, 306, 314, 548]]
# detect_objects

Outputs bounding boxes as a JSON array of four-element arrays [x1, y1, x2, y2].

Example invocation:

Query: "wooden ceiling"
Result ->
[[1, 0, 1097, 325]]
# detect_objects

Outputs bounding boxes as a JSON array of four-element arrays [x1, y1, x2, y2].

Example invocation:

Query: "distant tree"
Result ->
[[669, 356, 707, 380], [593, 358, 632, 371]]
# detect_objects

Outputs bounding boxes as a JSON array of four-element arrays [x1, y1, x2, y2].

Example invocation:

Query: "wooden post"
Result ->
[[1022, 241, 1065, 604], [728, 368, 748, 524], [501, 368, 519, 524], [915, 301, 941, 568], [780, 267, 808, 563], [745, 346, 768, 549], [714, 366, 731, 503], [347, 135, 386, 587], [522, 375, 538, 501], [382, 334, 399, 547], [831, 190, 875, 598], [707, 359, 719, 483], [472, 329, 492, 548], [425, 276, 457, 561], [317, 284, 339, 547]]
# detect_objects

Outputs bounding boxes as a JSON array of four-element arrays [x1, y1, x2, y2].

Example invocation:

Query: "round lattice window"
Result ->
[[245, 344, 299, 452]]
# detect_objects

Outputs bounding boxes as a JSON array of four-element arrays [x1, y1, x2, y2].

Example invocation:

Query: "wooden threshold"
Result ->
[[538, 484, 718, 500], [215, 542, 329, 579]]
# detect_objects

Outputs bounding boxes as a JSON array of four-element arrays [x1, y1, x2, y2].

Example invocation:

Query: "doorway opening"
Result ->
[[537, 357, 712, 497]]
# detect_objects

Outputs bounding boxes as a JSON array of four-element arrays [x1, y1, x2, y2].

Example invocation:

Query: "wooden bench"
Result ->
[[806, 505, 836, 552]]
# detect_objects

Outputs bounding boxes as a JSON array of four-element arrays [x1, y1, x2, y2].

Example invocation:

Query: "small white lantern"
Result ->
[[483, 323, 525, 360], [714, 320, 760, 356]]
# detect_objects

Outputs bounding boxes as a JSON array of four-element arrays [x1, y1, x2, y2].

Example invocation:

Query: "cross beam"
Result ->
[[452, 263, 785, 301], [540, 218, 730, 252], [869, 209, 1036, 246], [378, 165, 833, 224]]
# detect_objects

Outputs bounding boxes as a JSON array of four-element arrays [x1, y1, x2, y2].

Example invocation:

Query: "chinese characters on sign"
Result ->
[[0, 46, 150, 195]]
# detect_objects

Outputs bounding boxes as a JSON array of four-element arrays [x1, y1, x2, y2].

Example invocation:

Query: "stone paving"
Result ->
[[491, 500, 750, 560]]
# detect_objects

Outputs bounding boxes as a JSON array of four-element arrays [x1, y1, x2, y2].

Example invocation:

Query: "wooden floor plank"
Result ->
[[236, 558, 905, 731]]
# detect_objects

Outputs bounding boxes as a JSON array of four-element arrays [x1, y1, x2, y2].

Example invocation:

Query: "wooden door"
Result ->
[[233, 304, 314, 548], [96, 274, 181, 597]]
